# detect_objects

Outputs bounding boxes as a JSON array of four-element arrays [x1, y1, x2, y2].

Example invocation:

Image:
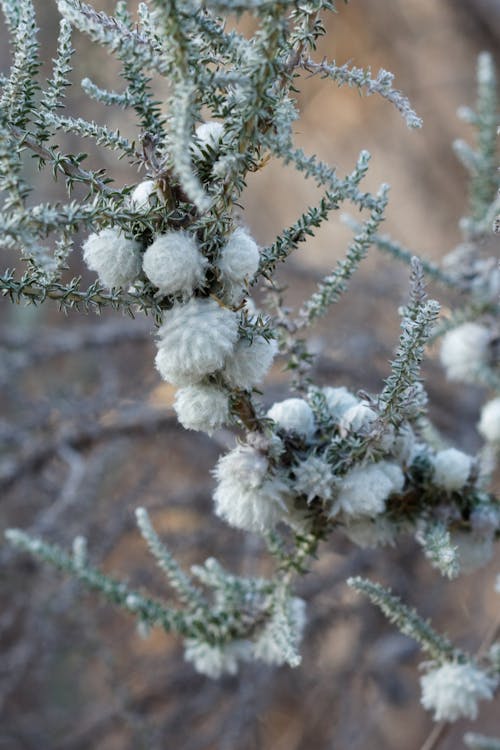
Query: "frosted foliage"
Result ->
[[478, 398, 500, 444], [253, 597, 307, 665], [174, 384, 229, 435], [82, 227, 142, 289], [451, 531, 495, 574], [130, 180, 157, 210], [332, 461, 405, 518], [292, 454, 335, 503], [142, 231, 208, 296], [267, 398, 316, 440], [155, 298, 239, 386], [321, 386, 359, 419], [213, 445, 290, 533], [218, 227, 260, 285], [184, 638, 250, 678], [420, 661, 496, 721], [343, 517, 397, 548], [432, 448, 473, 491], [440, 323, 491, 382], [223, 335, 277, 390]]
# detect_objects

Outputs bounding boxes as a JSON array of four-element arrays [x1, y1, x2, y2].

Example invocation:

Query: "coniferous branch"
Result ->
[[454, 52, 499, 232], [41, 113, 139, 160], [342, 218, 457, 288], [301, 59, 423, 129], [298, 184, 389, 323], [135, 507, 206, 610], [4, 529, 201, 637], [347, 577, 457, 661], [258, 151, 373, 276], [0, 269, 162, 319], [379, 258, 440, 424], [0, 0, 40, 130]]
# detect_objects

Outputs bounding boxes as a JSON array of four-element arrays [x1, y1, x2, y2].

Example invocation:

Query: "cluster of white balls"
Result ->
[[211, 384, 498, 576], [212, 388, 409, 537], [81, 125, 276, 436]]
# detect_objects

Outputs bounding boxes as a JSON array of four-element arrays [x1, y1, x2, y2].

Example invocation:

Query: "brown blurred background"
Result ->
[[0, 1, 499, 749]]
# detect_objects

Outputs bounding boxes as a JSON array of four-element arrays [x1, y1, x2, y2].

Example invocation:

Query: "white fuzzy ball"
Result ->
[[155, 297, 239, 386], [478, 398, 500, 444], [292, 454, 335, 503], [143, 231, 208, 297], [432, 448, 473, 492], [420, 661, 496, 721], [321, 386, 359, 419], [440, 323, 491, 383], [213, 445, 290, 533], [223, 335, 277, 390], [192, 121, 224, 159], [82, 227, 142, 288], [174, 384, 230, 435], [332, 461, 405, 518], [218, 227, 260, 285], [267, 398, 316, 441], [129, 180, 157, 210]]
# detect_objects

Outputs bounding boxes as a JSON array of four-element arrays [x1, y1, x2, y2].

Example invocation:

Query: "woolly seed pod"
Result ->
[[223, 335, 277, 390], [267, 398, 316, 441], [82, 227, 142, 289], [213, 445, 290, 533], [332, 461, 405, 518], [432, 448, 473, 492], [440, 322, 491, 383], [129, 180, 157, 211], [191, 121, 224, 159], [478, 397, 500, 444], [420, 661, 496, 721], [174, 383, 230, 435], [155, 297, 239, 386], [143, 231, 208, 297]]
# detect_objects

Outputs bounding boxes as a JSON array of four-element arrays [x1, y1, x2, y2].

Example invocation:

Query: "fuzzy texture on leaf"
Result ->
[[155, 298, 239, 386], [223, 335, 277, 390], [143, 231, 208, 297], [291, 454, 335, 503], [174, 384, 230, 435], [478, 398, 500, 444], [213, 445, 290, 533], [440, 323, 491, 383], [332, 461, 405, 518], [420, 661, 497, 721], [184, 638, 250, 679], [432, 448, 473, 491], [267, 398, 316, 441], [130, 180, 157, 210], [82, 227, 142, 289], [340, 402, 377, 432], [217, 227, 260, 285]]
